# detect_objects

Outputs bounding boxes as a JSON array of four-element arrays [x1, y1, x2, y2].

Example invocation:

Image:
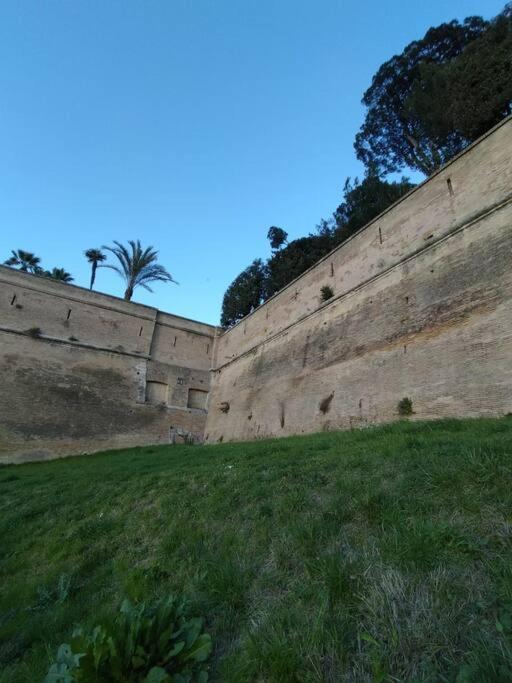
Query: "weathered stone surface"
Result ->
[[0, 270, 217, 463], [205, 117, 512, 443], [2, 118, 511, 460]]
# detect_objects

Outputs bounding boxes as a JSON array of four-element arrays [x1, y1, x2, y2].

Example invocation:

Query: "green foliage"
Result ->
[[354, 16, 488, 175], [44, 596, 212, 682], [45, 644, 82, 683], [3, 249, 42, 274], [25, 326, 43, 338], [455, 603, 512, 681], [102, 240, 178, 302], [398, 397, 414, 416], [407, 10, 512, 143], [43, 268, 74, 283], [266, 226, 288, 251], [2, 418, 512, 681], [84, 248, 106, 290], [4, 249, 74, 282], [219, 5, 510, 327], [220, 173, 414, 326], [264, 232, 334, 300], [220, 259, 267, 328], [333, 172, 414, 240], [320, 285, 334, 302]]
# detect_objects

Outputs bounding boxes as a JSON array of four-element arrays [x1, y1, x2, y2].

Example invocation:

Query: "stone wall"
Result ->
[[0, 268, 217, 463], [205, 117, 512, 443], [2, 118, 511, 461]]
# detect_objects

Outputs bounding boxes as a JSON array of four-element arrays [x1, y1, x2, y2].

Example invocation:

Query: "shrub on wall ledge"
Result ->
[[398, 397, 414, 416], [320, 285, 334, 302], [44, 595, 212, 682], [25, 327, 43, 338]]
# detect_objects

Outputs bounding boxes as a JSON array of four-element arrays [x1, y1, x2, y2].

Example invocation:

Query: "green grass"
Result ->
[[1, 418, 512, 682]]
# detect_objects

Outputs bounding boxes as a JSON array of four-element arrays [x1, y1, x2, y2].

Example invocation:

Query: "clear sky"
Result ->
[[0, 0, 503, 324]]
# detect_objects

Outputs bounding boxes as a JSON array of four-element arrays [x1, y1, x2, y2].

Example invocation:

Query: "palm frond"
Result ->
[[84, 248, 106, 263], [102, 240, 178, 300], [100, 263, 126, 279]]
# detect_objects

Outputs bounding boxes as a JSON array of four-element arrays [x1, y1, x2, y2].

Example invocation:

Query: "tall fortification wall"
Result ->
[[205, 118, 512, 443], [0, 268, 217, 463], [2, 119, 511, 461]]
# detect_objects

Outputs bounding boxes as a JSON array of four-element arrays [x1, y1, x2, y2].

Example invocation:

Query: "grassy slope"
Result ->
[[1, 419, 512, 682]]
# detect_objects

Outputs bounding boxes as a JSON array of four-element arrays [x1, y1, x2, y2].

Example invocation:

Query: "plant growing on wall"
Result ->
[[398, 397, 414, 416], [25, 327, 43, 338], [220, 172, 414, 327], [320, 285, 334, 302], [102, 240, 178, 302]]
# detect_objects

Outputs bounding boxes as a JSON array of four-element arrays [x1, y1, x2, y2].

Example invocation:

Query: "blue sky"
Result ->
[[0, 0, 503, 324]]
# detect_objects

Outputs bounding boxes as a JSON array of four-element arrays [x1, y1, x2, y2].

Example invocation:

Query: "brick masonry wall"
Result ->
[[204, 117, 512, 443], [0, 269, 217, 463], [2, 118, 511, 460]]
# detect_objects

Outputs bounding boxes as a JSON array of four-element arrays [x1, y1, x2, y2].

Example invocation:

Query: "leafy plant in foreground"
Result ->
[[44, 596, 212, 682]]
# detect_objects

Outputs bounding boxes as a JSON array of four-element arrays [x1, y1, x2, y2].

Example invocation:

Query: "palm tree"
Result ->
[[44, 267, 74, 283], [84, 248, 106, 290], [102, 240, 178, 301], [4, 249, 42, 273]]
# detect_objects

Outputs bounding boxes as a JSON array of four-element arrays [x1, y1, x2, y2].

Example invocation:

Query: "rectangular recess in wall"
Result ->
[[378, 227, 383, 244], [173, 336, 177, 347], [145, 380, 168, 404], [10, 294, 16, 305], [187, 388, 208, 410], [139, 326, 143, 336], [447, 177, 454, 196], [66, 309, 72, 320]]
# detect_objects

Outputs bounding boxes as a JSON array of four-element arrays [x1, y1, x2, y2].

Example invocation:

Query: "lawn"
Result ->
[[1, 418, 512, 682]]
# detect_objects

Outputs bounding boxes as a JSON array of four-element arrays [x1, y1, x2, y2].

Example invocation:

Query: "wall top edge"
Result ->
[[213, 193, 512, 372], [155, 310, 220, 335], [0, 265, 217, 333], [219, 114, 512, 338]]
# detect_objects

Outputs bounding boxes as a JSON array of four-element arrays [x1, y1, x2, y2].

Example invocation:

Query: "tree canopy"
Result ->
[[354, 16, 488, 175], [4, 249, 42, 273], [354, 4, 512, 176], [3, 250, 74, 283], [267, 226, 288, 251], [406, 10, 512, 144], [103, 240, 177, 301], [43, 267, 74, 282], [220, 259, 267, 328], [84, 248, 106, 290], [220, 173, 414, 327], [333, 172, 415, 242]]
